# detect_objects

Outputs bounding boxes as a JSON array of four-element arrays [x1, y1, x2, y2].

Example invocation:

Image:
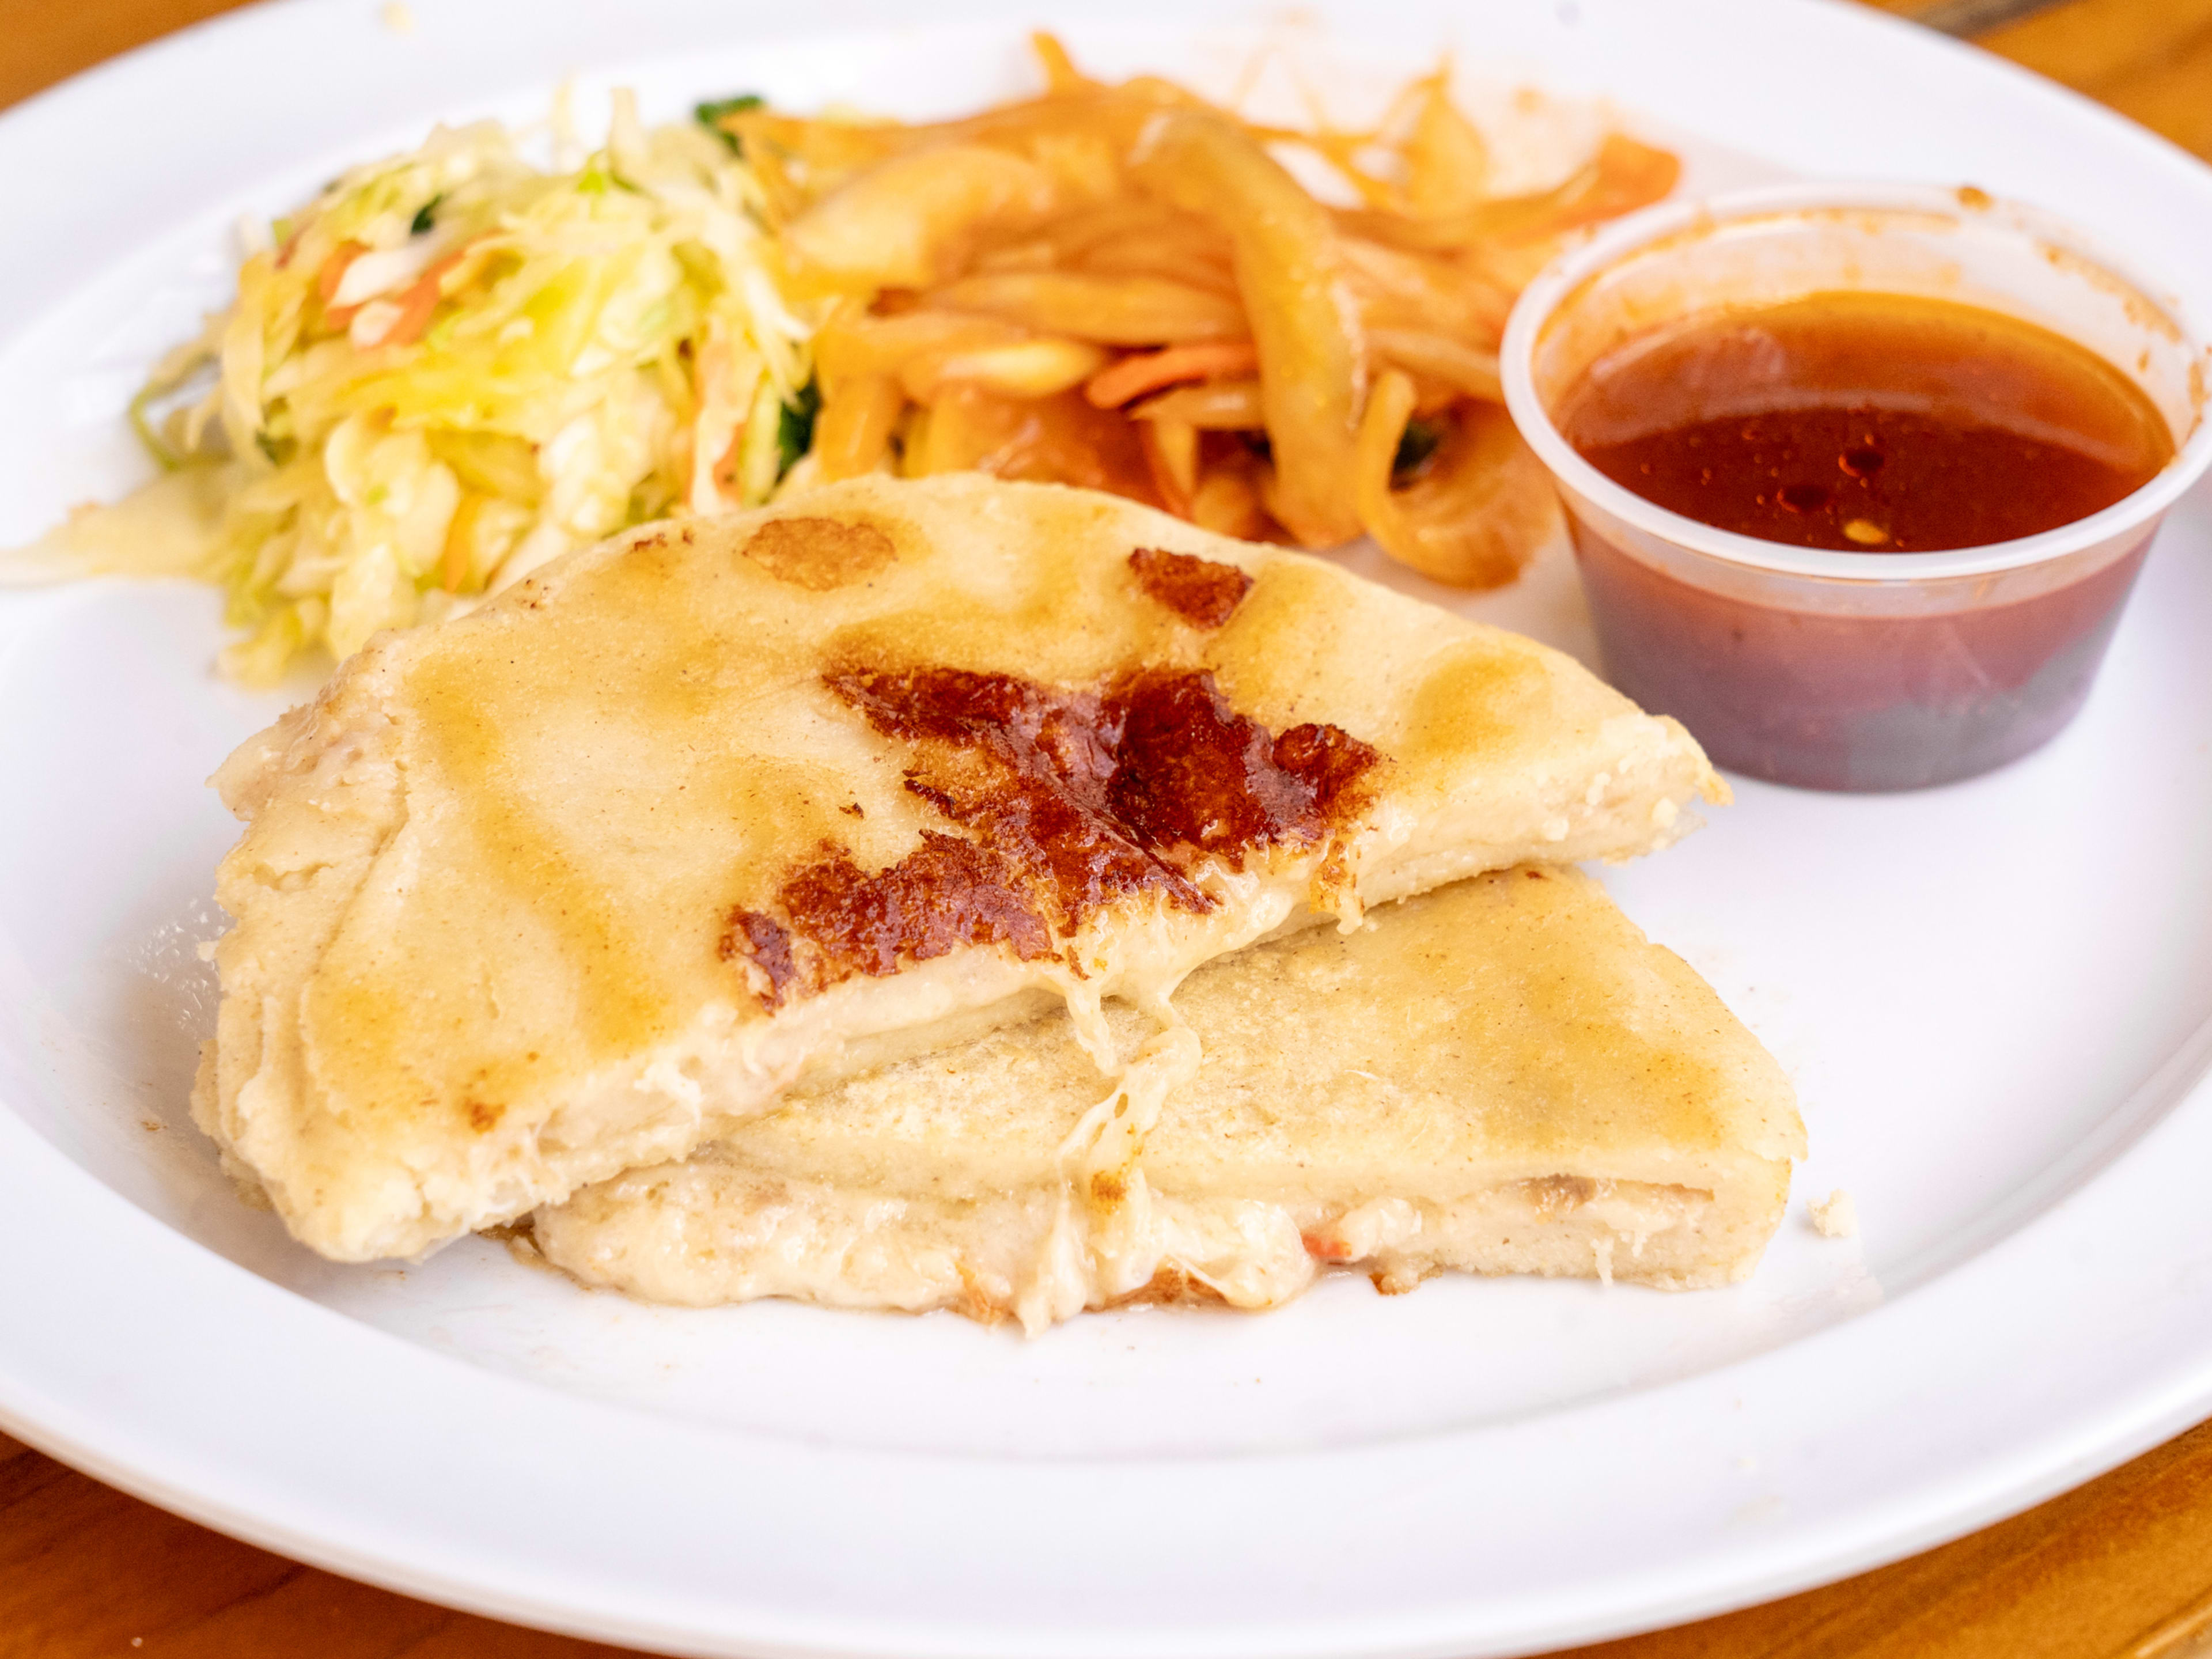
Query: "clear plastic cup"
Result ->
[[1501, 183, 2212, 791]]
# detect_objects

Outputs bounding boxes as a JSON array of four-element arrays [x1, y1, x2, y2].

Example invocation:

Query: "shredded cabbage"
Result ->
[[21, 91, 815, 683]]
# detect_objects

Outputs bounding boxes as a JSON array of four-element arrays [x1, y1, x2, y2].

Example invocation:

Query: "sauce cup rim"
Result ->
[[1499, 180, 2212, 583]]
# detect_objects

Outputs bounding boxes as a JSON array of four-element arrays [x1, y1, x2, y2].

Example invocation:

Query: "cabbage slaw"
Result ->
[[27, 91, 816, 683]]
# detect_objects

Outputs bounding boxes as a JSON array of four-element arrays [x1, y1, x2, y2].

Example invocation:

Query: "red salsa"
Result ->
[[1560, 291, 2172, 551], [1552, 292, 2176, 790]]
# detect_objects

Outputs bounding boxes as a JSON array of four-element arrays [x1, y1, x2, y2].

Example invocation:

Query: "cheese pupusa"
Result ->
[[195, 474, 1722, 1263], [534, 867, 1805, 1331]]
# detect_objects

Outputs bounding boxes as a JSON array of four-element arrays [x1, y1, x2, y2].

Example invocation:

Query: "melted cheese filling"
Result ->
[[531, 1168, 1761, 1333]]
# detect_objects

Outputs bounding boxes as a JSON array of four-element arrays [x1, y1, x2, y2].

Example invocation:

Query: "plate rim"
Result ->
[[5, 1, 2212, 1654]]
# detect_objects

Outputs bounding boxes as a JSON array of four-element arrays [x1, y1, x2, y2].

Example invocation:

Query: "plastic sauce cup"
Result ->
[[1501, 183, 2212, 792]]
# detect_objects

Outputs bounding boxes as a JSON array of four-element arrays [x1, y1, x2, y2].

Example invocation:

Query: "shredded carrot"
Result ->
[[316, 241, 365, 304], [712, 422, 747, 493], [1084, 341, 1258, 409], [378, 250, 468, 349], [316, 240, 368, 326]]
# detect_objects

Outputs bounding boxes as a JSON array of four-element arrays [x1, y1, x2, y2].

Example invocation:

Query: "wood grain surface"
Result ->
[[3, 0, 2211, 1654]]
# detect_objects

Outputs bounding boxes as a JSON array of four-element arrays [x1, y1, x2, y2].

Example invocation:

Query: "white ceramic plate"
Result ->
[[5, 2, 2212, 1654]]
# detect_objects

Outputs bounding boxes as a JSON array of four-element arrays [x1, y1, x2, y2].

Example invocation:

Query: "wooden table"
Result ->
[[5, 1, 2212, 1653]]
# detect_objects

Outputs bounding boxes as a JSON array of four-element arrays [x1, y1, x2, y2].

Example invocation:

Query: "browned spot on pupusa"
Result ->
[[719, 665, 1379, 1008], [1111, 1264, 1229, 1308], [1128, 547, 1253, 628], [742, 516, 898, 591], [1526, 1175, 1600, 1214], [718, 910, 802, 1006], [720, 833, 1052, 1009]]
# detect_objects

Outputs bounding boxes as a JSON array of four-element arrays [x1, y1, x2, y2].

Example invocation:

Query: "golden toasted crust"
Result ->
[[196, 476, 1721, 1262], [534, 868, 1804, 1327]]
